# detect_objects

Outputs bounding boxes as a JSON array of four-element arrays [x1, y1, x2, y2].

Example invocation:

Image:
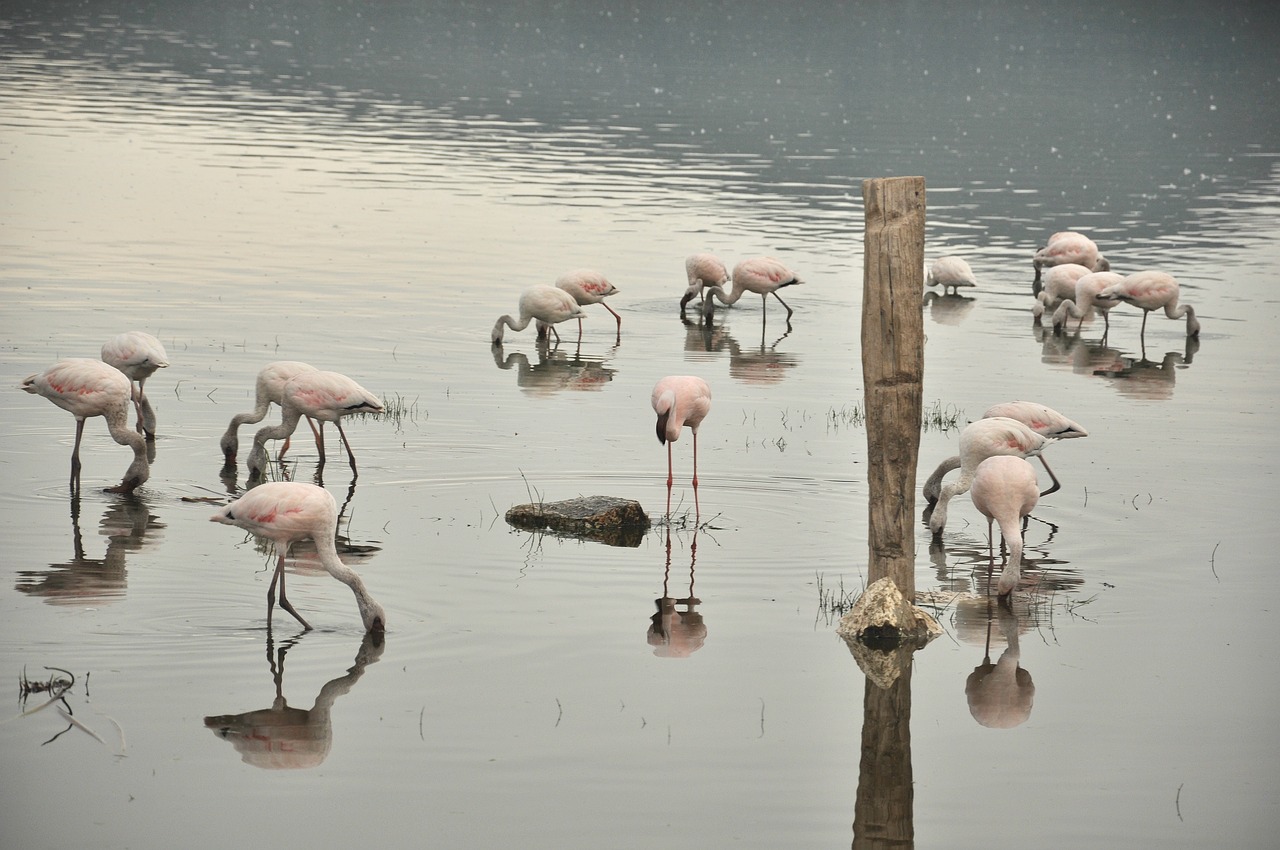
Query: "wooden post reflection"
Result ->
[[853, 654, 914, 848]]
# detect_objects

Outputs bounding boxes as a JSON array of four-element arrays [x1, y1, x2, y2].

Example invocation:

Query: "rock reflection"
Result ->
[[16, 494, 164, 604], [491, 338, 616, 396], [922, 290, 977, 325], [204, 631, 384, 770], [647, 528, 706, 658], [1034, 323, 1200, 399], [963, 602, 1035, 729], [681, 317, 799, 385]]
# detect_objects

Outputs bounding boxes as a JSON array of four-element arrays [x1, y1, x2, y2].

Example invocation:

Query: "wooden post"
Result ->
[[861, 176, 925, 598]]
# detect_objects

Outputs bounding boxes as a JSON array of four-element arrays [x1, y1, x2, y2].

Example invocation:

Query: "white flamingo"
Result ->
[[246, 371, 383, 478], [1032, 231, 1109, 288], [544, 269, 621, 340], [652, 375, 712, 517], [969, 456, 1040, 597], [492, 284, 587, 345], [220, 361, 322, 463], [702, 256, 803, 324], [1032, 263, 1092, 321], [1098, 271, 1200, 343], [101, 331, 169, 438], [680, 253, 730, 316], [926, 256, 977, 296], [1051, 271, 1124, 334]]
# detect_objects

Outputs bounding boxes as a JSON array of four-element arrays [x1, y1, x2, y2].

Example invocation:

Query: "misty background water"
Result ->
[[2, 2, 1279, 848]]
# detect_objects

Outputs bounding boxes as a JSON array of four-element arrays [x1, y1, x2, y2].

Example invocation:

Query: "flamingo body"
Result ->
[[22, 358, 150, 493], [969, 456, 1040, 596], [247, 371, 383, 478], [1051, 271, 1124, 333], [555, 269, 621, 336], [1098, 271, 1200, 340], [1032, 231, 1109, 286], [220, 361, 320, 461], [680, 253, 730, 314], [702, 256, 803, 324], [651, 376, 712, 515], [210, 481, 386, 632], [101, 331, 169, 437], [926, 256, 977, 295], [492, 284, 587, 345], [928, 417, 1055, 539], [1032, 263, 1092, 320]]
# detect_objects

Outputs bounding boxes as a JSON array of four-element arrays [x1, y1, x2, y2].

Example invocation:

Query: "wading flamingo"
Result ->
[[928, 417, 1057, 540], [1032, 263, 1092, 321], [969, 456, 1040, 596], [652, 376, 712, 517], [210, 481, 386, 632], [101, 331, 169, 438], [246, 371, 383, 479], [1051, 271, 1124, 335], [22, 359, 150, 494], [924, 401, 1087, 506], [1098, 271, 1200, 344], [679, 253, 731, 317], [220, 361, 322, 463], [547, 269, 621, 340], [492, 284, 587, 345], [702, 256, 803, 325], [1032, 231, 1110, 289], [926, 256, 977, 296]]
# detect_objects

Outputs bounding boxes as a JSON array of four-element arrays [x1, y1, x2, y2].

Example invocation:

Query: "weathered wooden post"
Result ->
[[861, 176, 926, 597]]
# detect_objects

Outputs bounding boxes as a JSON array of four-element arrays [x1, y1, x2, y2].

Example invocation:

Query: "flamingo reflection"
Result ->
[[491, 338, 616, 395], [204, 631, 384, 770], [964, 602, 1035, 729], [647, 528, 707, 658], [682, 316, 799, 386], [922, 290, 976, 325]]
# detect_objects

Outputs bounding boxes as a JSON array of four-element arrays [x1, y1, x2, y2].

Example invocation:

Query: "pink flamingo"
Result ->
[[927, 416, 1058, 539], [679, 253, 730, 317], [220, 361, 322, 463], [246, 371, 383, 479], [652, 376, 712, 516], [1051, 271, 1124, 334], [1032, 231, 1110, 288], [969, 456, 1040, 597], [1031, 263, 1092, 321], [210, 481, 386, 632], [548, 269, 621, 340], [21, 359, 150, 494], [924, 401, 1087, 506], [492, 284, 587, 345], [1098, 271, 1200, 343], [926, 256, 977, 296], [101, 331, 169, 438], [702, 256, 804, 324]]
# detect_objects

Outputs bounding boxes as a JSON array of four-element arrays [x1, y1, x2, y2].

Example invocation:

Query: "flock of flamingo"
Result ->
[[19, 235, 1202, 629]]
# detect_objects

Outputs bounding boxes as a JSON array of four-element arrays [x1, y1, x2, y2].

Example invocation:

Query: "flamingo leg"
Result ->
[[70, 418, 85, 494], [665, 442, 674, 516], [335, 420, 358, 475], [771, 291, 795, 320], [314, 423, 327, 465], [986, 517, 996, 595], [270, 552, 313, 631], [692, 431, 700, 519], [577, 317, 584, 344], [603, 302, 622, 331], [1038, 455, 1061, 498]]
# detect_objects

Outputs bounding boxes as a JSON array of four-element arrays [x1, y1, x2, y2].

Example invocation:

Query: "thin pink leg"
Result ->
[[335, 420, 358, 475], [665, 442, 674, 516], [692, 431, 700, 518], [70, 418, 85, 494]]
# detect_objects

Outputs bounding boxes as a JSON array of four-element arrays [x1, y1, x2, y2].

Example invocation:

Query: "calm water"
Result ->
[[3, 2, 1279, 848]]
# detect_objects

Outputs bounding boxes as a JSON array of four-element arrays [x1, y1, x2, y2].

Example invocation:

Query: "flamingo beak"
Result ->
[[656, 412, 669, 445]]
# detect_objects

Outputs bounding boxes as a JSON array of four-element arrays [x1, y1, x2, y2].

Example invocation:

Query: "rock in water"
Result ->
[[505, 496, 650, 547]]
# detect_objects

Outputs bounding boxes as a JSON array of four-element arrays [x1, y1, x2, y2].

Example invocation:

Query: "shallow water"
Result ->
[[3, 2, 1279, 848]]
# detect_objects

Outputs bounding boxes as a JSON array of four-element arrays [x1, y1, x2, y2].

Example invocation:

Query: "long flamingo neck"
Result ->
[[707, 284, 742, 306], [255, 404, 303, 448], [995, 516, 1024, 594], [315, 533, 386, 632]]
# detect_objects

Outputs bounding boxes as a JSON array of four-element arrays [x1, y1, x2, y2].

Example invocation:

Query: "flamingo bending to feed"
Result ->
[[211, 481, 386, 632], [924, 401, 1087, 506], [702, 256, 803, 325], [220, 361, 322, 463], [652, 375, 712, 516], [492, 284, 587, 345], [1097, 271, 1200, 342], [928, 416, 1058, 540], [1051, 271, 1124, 334], [1031, 263, 1092, 321], [1032, 231, 1109, 288], [22, 358, 150, 494], [246, 371, 383, 479], [542, 269, 621, 340], [969, 456, 1040, 597], [680, 253, 730, 316], [101, 331, 169, 438], [926, 256, 977, 296]]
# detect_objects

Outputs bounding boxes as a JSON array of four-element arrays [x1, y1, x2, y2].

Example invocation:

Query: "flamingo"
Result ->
[[492, 284, 587, 345], [679, 253, 730, 317], [210, 481, 386, 633], [1051, 271, 1124, 335], [927, 417, 1057, 540], [702, 256, 803, 325], [925, 256, 977, 296], [246, 371, 383, 479], [543, 269, 621, 340], [1032, 231, 1110, 288], [21, 359, 150, 494], [220, 361, 322, 463], [1032, 263, 1092, 322], [1097, 271, 1200, 344], [923, 401, 1087, 506], [652, 376, 712, 517], [101, 331, 169, 438], [969, 456, 1040, 597]]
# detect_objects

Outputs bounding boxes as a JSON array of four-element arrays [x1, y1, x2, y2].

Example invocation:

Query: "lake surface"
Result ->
[[2, 2, 1279, 848]]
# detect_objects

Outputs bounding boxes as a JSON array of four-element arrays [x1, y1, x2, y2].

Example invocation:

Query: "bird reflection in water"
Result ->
[[922, 290, 977, 325], [964, 601, 1035, 729], [204, 631, 384, 770], [491, 337, 616, 396], [1035, 322, 1199, 400], [16, 493, 164, 604], [647, 527, 707, 658], [681, 315, 799, 386]]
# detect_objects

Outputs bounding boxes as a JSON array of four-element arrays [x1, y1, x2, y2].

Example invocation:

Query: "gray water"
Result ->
[[2, 2, 1279, 848]]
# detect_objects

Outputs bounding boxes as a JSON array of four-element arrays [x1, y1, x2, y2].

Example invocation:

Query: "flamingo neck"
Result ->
[[315, 533, 387, 632], [995, 516, 1024, 595]]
